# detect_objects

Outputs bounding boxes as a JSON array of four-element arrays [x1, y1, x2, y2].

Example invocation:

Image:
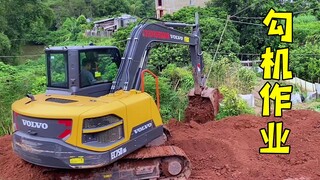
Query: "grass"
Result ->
[[291, 98, 320, 111]]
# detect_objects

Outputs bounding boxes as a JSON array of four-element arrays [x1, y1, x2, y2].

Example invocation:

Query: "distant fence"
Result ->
[[85, 29, 115, 38], [240, 60, 261, 67], [240, 60, 320, 93], [285, 77, 320, 93], [240, 60, 263, 73], [239, 60, 320, 105]]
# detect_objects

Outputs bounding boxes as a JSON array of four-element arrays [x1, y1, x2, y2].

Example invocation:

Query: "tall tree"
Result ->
[[0, 0, 53, 64], [92, 0, 130, 17]]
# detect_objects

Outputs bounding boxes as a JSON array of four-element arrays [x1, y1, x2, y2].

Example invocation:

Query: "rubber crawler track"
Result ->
[[124, 145, 192, 179], [43, 145, 191, 180]]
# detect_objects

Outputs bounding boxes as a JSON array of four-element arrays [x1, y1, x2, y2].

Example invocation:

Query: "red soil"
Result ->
[[167, 110, 320, 180], [0, 135, 52, 180], [185, 88, 223, 124], [185, 96, 216, 123], [0, 110, 320, 180]]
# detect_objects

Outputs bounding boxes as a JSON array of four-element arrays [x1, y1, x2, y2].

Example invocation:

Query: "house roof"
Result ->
[[94, 17, 114, 24], [93, 14, 136, 24]]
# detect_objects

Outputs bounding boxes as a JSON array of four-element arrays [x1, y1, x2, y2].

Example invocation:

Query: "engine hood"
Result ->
[[11, 90, 148, 119], [12, 94, 107, 119]]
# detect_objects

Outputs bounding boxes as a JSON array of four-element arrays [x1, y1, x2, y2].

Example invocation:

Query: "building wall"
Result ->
[[155, 0, 209, 18]]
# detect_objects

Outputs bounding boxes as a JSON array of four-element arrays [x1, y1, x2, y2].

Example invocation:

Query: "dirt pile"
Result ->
[[167, 110, 320, 180], [0, 110, 320, 180]]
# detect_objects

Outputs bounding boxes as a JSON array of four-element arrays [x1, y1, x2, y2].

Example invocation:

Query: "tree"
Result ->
[[127, 0, 156, 17], [206, 0, 320, 59], [46, 15, 90, 45], [44, 0, 92, 28], [153, 6, 241, 69], [290, 43, 320, 82], [293, 15, 320, 45], [92, 0, 130, 17], [112, 23, 137, 54], [0, 0, 54, 64]]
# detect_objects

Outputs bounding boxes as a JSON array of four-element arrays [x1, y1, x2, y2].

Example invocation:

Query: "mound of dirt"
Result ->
[[0, 110, 320, 180], [167, 110, 320, 180]]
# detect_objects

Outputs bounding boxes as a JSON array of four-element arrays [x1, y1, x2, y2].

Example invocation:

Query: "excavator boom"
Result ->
[[111, 14, 221, 117], [112, 15, 204, 93]]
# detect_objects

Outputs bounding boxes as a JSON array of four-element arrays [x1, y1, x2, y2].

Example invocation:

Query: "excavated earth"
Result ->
[[1, 109, 320, 180], [184, 96, 216, 124]]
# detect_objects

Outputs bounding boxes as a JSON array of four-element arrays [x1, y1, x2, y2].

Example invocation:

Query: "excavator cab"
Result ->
[[45, 46, 121, 97]]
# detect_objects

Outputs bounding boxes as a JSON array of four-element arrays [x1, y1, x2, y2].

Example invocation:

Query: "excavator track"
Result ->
[[123, 145, 191, 179], [45, 145, 191, 180]]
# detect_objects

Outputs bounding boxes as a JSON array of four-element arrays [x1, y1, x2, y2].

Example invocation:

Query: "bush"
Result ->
[[313, 105, 320, 112], [161, 64, 194, 91], [0, 58, 46, 135], [143, 75, 188, 121], [237, 67, 258, 94], [143, 63, 195, 121], [216, 86, 255, 120], [208, 57, 258, 94]]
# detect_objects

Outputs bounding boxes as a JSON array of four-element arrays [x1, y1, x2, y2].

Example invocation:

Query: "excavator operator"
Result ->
[[81, 58, 96, 86]]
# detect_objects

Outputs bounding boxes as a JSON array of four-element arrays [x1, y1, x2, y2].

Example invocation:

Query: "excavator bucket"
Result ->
[[186, 87, 223, 123]]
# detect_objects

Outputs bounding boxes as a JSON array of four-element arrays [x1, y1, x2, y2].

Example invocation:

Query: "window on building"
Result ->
[[190, 0, 195, 6], [158, 0, 162, 6], [159, 10, 164, 17]]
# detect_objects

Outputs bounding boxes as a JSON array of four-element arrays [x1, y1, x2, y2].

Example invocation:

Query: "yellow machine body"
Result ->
[[12, 90, 164, 168]]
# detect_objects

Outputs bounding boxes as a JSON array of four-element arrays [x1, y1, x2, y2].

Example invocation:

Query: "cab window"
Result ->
[[47, 52, 68, 88], [79, 48, 121, 88]]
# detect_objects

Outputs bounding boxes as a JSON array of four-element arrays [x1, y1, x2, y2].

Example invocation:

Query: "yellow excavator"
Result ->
[[11, 14, 221, 179]]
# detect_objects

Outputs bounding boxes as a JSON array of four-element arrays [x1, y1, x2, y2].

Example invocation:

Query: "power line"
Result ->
[[0, 54, 43, 58], [10, 39, 29, 41], [231, 0, 266, 17], [113, 39, 129, 43], [229, 20, 264, 26], [0, 39, 127, 58], [293, 7, 320, 15], [215, 52, 320, 56], [208, 16, 264, 26], [231, 16, 264, 20], [206, 16, 230, 81], [209, 16, 320, 30]]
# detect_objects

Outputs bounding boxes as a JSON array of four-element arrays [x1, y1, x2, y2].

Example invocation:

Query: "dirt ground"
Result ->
[[1, 110, 320, 180], [167, 110, 320, 180]]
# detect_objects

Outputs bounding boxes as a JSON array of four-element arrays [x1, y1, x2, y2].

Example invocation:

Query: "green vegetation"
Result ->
[[207, 57, 258, 94], [0, 0, 319, 135], [0, 59, 45, 134], [216, 86, 255, 120]]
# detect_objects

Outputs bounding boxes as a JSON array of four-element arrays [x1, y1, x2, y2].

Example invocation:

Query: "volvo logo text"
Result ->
[[22, 119, 48, 129], [170, 34, 183, 41], [134, 122, 152, 134]]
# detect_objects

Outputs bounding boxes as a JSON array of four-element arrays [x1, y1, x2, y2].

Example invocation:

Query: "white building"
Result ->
[[155, 0, 210, 18]]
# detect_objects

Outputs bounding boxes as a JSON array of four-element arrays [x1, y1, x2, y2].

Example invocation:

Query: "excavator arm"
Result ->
[[111, 14, 205, 95]]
